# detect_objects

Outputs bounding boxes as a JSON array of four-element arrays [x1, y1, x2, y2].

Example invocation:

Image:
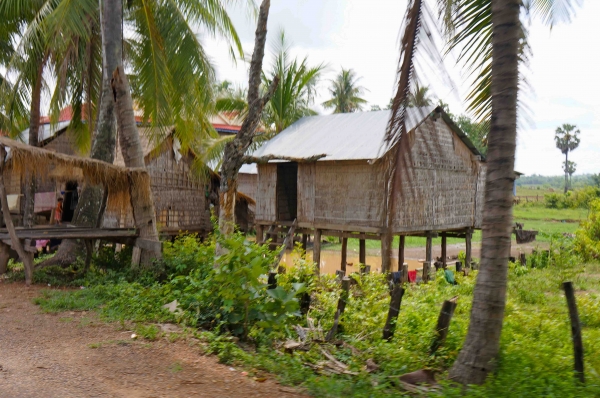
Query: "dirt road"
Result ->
[[0, 282, 305, 398]]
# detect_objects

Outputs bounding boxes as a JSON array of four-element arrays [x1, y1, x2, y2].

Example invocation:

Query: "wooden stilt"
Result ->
[[313, 229, 322, 274], [256, 224, 264, 244], [301, 233, 308, 252], [359, 239, 366, 265], [401, 263, 409, 284], [381, 232, 392, 274], [341, 237, 348, 272], [398, 235, 405, 272], [0, 147, 34, 285], [430, 296, 458, 354], [382, 283, 405, 341], [465, 230, 472, 268], [426, 232, 433, 263], [422, 261, 431, 283], [441, 232, 447, 267]]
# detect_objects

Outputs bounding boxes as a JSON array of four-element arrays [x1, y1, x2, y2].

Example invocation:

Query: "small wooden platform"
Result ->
[[0, 226, 139, 241]]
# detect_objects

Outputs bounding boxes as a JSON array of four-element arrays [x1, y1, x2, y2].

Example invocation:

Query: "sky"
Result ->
[[200, 0, 600, 177]]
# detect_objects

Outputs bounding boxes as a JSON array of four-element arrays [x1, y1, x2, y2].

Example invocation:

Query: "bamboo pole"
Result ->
[[0, 147, 34, 285]]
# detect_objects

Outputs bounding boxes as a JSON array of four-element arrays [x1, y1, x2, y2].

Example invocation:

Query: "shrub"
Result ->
[[574, 199, 600, 261]]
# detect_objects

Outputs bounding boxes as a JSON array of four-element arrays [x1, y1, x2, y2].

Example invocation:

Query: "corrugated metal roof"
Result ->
[[20, 121, 71, 144], [251, 107, 434, 161]]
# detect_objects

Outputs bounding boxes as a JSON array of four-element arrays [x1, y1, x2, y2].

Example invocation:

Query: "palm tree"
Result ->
[[407, 82, 433, 108], [2, 0, 248, 267], [322, 68, 368, 113], [434, 0, 579, 385], [563, 160, 576, 189], [555, 123, 580, 193], [262, 31, 324, 134]]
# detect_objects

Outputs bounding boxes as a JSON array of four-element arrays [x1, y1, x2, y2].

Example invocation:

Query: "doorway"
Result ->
[[62, 181, 78, 223], [276, 163, 298, 222]]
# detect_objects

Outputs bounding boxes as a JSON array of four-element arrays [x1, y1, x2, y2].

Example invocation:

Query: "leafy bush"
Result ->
[[545, 187, 600, 209], [574, 199, 600, 261]]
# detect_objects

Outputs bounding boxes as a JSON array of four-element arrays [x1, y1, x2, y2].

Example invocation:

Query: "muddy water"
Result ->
[[280, 250, 424, 275]]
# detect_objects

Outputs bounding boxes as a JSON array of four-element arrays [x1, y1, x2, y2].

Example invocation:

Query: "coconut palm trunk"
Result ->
[[111, 64, 160, 266], [41, 0, 120, 267], [23, 61, 44, 231], [564, 151, 569, 192], [449, 0, 520, 385]]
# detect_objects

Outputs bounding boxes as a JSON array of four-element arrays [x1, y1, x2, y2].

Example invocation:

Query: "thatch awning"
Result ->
[[0, 136, 150, 212]]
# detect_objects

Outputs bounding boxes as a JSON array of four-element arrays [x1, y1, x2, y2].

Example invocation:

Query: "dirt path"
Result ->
[[0, 282, 305, 398]]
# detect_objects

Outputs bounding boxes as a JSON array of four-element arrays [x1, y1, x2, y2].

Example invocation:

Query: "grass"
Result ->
[[33, 289, 104, 312]]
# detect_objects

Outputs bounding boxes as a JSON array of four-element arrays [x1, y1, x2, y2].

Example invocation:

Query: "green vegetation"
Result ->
[[8, 215, 598, 396]]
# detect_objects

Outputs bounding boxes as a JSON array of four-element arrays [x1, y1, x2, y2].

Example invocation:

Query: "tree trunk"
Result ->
[[449, 0, 520, 385], [23, 61, 45, 230], [111, 65, 160, 266], [564, 152, 569, 193], [39, 0, 120, 267], [218, 0, 278, 238]]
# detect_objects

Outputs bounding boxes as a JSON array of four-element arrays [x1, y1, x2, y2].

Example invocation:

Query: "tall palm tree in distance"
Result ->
[[555, 123, 580, 193], [322, 68, 368, 113], [407, 82, 433, 108]]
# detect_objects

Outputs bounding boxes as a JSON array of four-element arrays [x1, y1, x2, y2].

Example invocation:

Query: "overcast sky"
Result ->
[[201, 0, 600, 177]]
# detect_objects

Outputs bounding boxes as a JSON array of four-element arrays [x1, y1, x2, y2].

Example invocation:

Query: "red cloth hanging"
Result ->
[[408, 270, 417, 283]]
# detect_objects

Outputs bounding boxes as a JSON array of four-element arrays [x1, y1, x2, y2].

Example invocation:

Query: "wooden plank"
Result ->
[[300, 222, 384, 234], [563, 281, 585, 383], [320, 230, 381, 240]]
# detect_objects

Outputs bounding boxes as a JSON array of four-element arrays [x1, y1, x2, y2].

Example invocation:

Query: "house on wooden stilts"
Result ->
[[251, 106, 486, 274]]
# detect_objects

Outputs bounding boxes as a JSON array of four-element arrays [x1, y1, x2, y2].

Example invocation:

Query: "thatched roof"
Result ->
[[0, 136, 150, 211]]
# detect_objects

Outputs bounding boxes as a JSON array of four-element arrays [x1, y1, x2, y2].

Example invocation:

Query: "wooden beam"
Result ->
[[341, 237, 348, 273], [313, 229, 322, 275], [441, 232, 447, 267], [359, 239, 366, 265], [398, 235, 405, 272], [319, 230, 381, 240]]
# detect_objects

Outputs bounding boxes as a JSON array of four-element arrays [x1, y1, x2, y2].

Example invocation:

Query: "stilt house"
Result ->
[[251, 106, 486, 273]]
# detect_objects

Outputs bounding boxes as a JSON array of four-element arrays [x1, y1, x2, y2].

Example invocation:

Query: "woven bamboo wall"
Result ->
[[255, 163, 277, 222], [104, 148, 212, 233], [392, 118, 481, 232], [297, 162, 315, 223], [313, 160, 386, 228], [474, 163, 487, 228], [237, 173, 257, 202]]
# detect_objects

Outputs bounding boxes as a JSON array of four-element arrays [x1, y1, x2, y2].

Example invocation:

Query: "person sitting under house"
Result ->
[[54, 197, 63, 225]]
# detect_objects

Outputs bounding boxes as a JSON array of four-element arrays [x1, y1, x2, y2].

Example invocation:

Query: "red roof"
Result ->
[[39, 105, 144, 124]]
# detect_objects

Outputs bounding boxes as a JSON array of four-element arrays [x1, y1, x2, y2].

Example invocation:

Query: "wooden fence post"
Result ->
[[256, 224, 264, 244], [313, 229, 322, 274], [563, 281, 584, 383], [382, 283, 406, 341], [455, 261, 462, 273], [430, 296, 458, 354], [341, 237, 348, 273], [422, 261, 431, 283], [301, 233, 308, 252], [401, 263, 409, 284], [326, 277, 351, 341], [519, 253, 527, 266], [268, 272, 277, 290]]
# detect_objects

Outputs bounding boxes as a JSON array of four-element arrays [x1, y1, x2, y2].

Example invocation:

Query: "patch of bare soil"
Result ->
[[0, 282, 306, 398]]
